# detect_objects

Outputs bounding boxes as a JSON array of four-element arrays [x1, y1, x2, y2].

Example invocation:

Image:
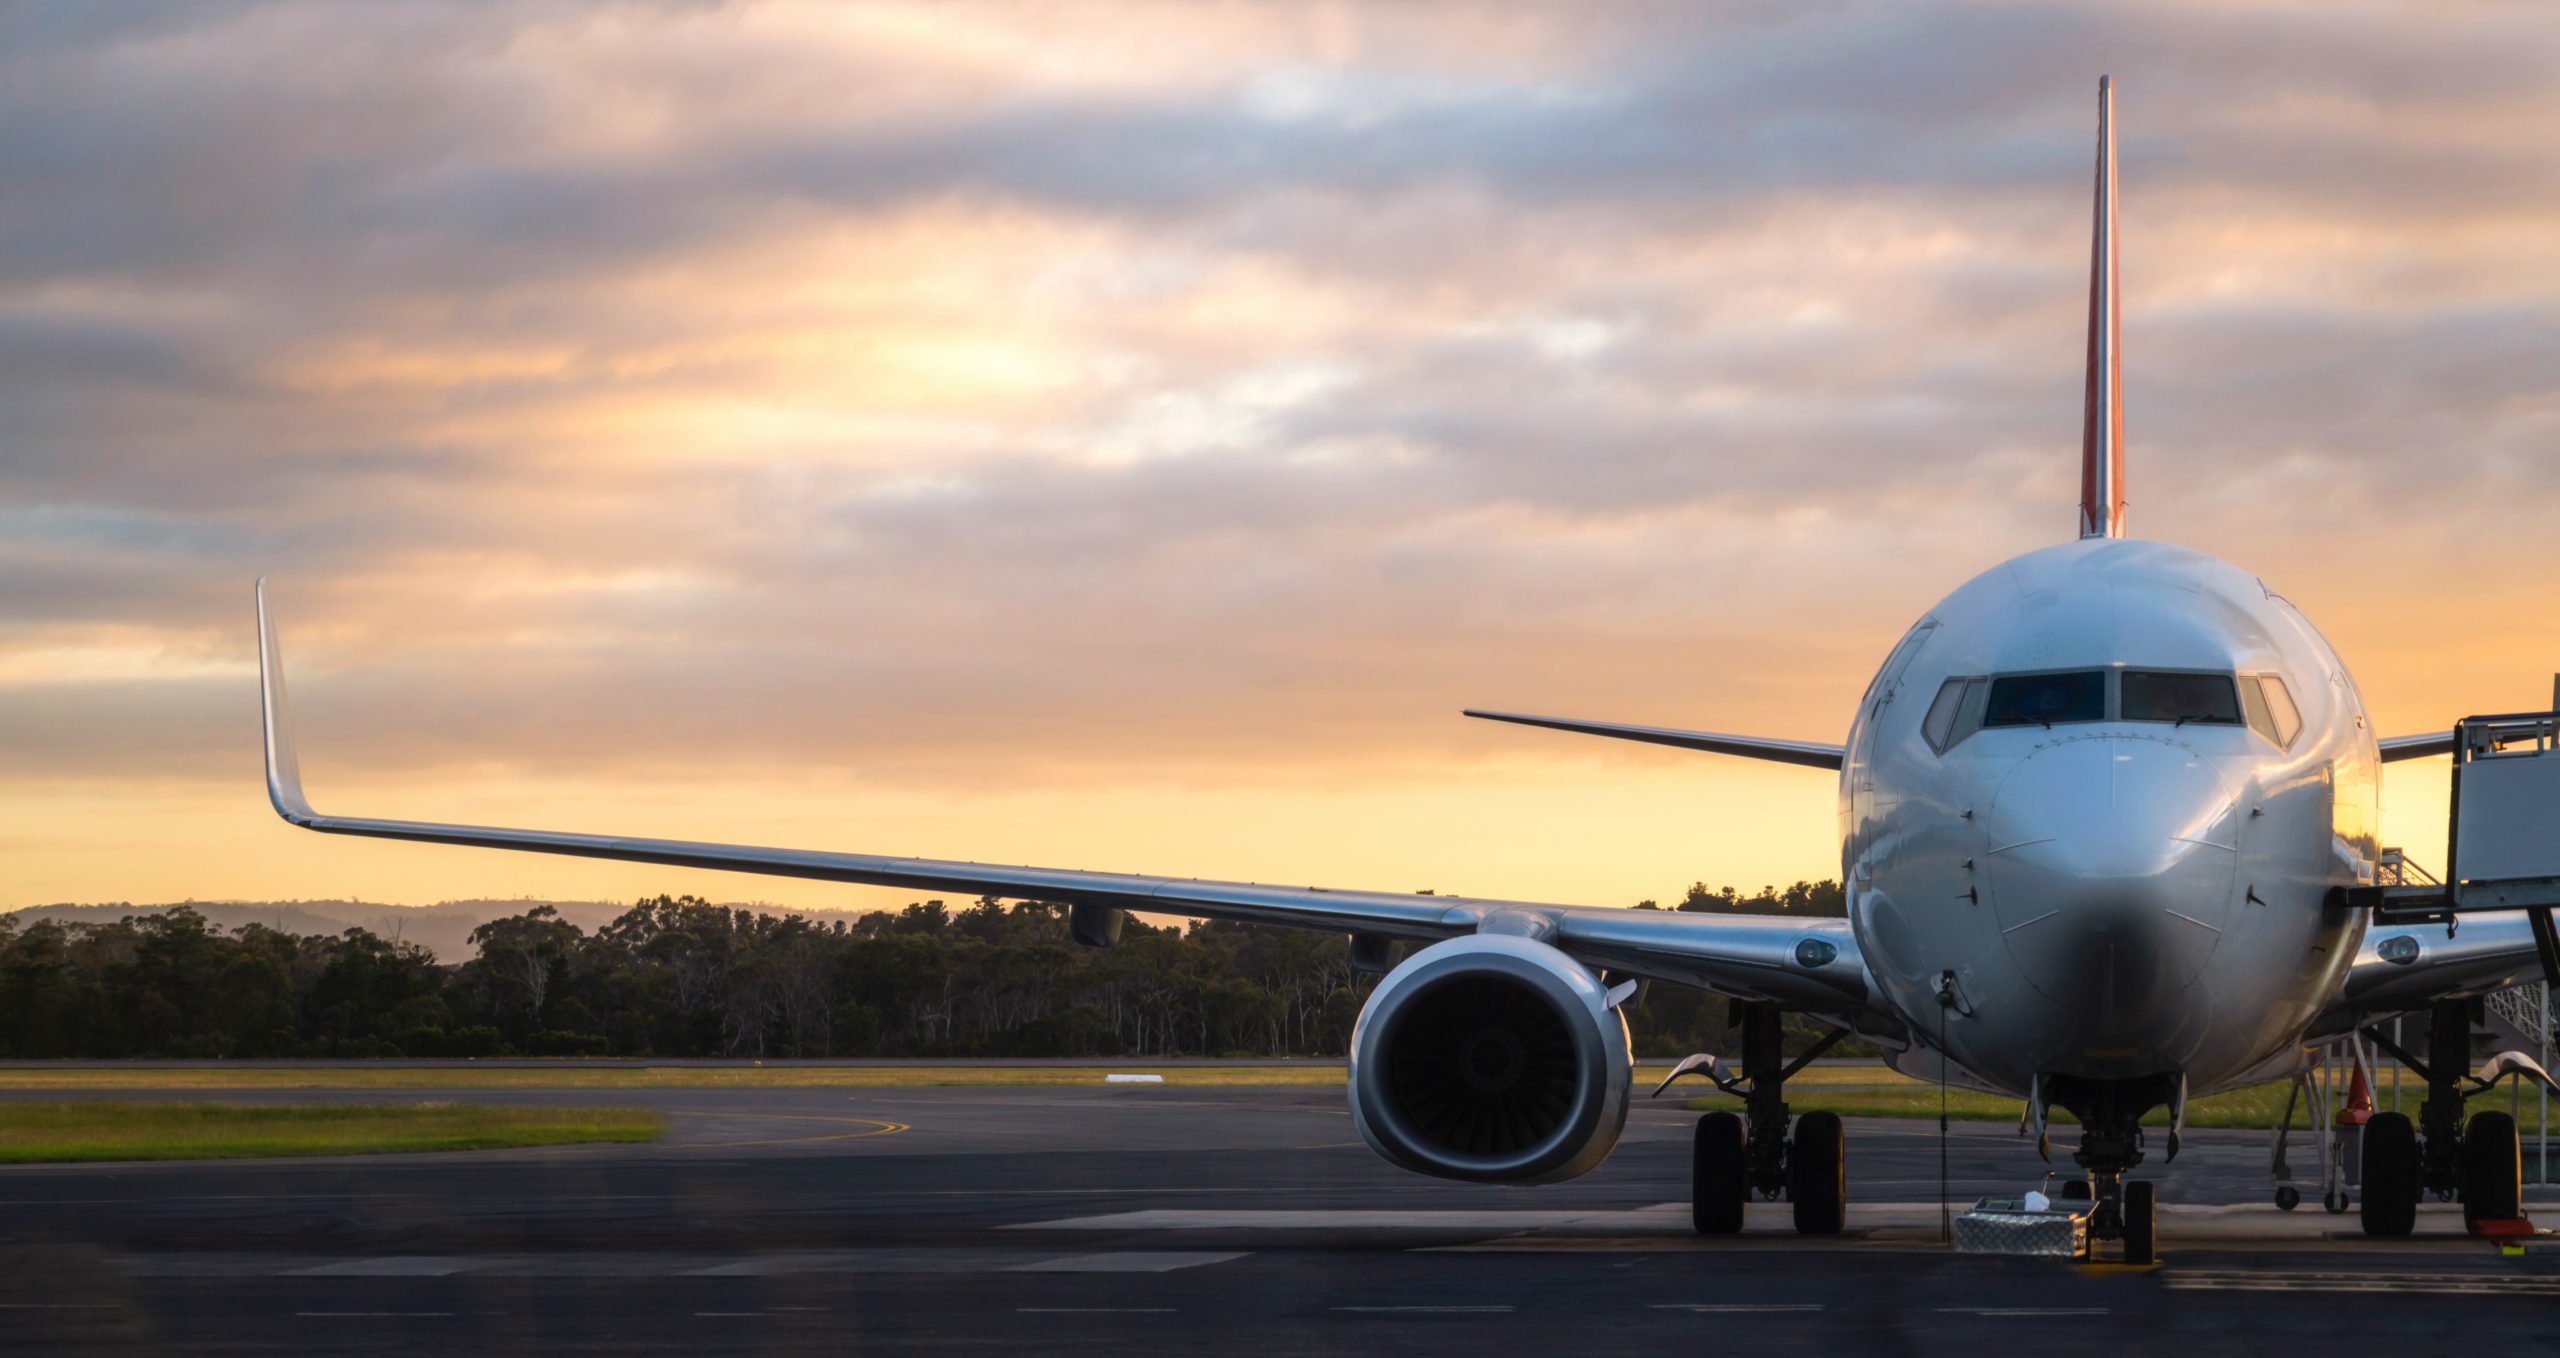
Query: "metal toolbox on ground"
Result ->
[[1952, 1198, 2089, 1258]]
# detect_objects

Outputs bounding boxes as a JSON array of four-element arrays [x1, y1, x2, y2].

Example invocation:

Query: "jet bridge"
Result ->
[[2339, 709, 2560, 991]]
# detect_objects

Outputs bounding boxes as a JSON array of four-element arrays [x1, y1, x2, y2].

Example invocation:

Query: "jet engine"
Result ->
[[1347, 933, 1631, 1183]]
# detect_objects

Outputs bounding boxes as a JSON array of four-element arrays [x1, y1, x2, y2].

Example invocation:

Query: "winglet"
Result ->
[[255, 579, 318, 825], [2078, 75, 2125, 540]]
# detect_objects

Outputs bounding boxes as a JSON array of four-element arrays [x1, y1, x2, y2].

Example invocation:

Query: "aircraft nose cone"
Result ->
[[1985, 736, 2239, 1013]]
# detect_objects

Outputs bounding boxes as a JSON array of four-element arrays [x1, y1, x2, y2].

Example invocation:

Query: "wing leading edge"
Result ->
[[2378, 732, 2454, 763], [1461, 709, 1844, 770], [2313, 909, 2550, 1039], [255, 582, 1875, 1015]]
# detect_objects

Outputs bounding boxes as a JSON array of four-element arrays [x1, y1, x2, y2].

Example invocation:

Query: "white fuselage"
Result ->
[[1843, 537, 2379, 1098]]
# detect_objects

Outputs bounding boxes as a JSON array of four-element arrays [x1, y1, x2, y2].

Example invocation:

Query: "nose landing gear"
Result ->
[[2071, 1147, 2155, 1265], [2123, 1180, 2158, 1266], [2047, 1072, 2179, 1265]]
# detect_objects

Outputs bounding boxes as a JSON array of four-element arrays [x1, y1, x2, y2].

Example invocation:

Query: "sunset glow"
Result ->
[[6, 2, 2554, 915]]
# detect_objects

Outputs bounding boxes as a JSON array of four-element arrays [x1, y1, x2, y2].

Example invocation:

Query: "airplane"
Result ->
[[253, 77, 2559, 1264]]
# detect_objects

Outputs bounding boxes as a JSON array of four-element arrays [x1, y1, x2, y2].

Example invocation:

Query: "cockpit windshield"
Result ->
[[2121, 671, 2242, 726], [1982, 671, 2106, 728], [1929, 669, 2293, 753]]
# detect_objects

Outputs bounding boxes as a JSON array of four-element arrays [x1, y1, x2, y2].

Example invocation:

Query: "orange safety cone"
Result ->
[[2335, 1064, 2374, 1127]]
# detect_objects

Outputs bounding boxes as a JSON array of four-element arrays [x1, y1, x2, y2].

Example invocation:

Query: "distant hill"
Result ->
[[3, 897, 858, 962]]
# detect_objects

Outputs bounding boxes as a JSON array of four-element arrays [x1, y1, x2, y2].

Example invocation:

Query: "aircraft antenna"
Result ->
[[1938, 1013, 1949, 1242], [2078, 76, 2125, 539], [1937, 972, 1955, 1243]]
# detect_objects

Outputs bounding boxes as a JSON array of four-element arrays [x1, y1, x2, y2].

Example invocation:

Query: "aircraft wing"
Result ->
[[2379, 728, 2560, 762], [1461, 709, 1845, 770], [2378, 732, 2453, 763], [257, 583, 1875, 1017], [2310, 910, 2551, 1039]]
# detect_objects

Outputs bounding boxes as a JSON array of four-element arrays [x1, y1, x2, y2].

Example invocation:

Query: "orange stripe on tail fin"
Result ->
[[2078, 76, 2125, 540]]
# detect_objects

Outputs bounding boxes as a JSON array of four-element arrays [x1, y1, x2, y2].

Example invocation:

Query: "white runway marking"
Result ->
[[1011, 1205, 1693, 1232], [1938, 1307, 2113, 1317], [133, 1249, 1221, 1278], [1018, 1199, 2551, 1246], [2167, 1272, 2560, 1296], [1331, 1305, 1514, 1314], [1006, 1251, 1248, 1273], [289, 1257, 478, 1277], [1651, 1303, 1827, 1313]]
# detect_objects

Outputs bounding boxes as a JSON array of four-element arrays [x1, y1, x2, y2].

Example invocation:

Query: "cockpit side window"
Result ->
[[1983, 671, 2106, 728], [2241, 673, 2303, 748], [2121, 671, 2243, 727], [1922, 679, 1967, 750], [1922, 677, 1991, 753]]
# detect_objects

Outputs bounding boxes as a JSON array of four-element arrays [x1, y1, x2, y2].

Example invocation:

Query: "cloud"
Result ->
[[3, 0, 2556, 907]]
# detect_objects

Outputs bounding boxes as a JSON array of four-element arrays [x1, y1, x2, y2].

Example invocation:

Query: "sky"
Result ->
[[3, 0, 2556, 916]]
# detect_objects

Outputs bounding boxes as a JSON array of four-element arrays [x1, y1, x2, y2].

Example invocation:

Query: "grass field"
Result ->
[[0, 1065, 1357, 1090], [0, 1063, 2357, 1132], [1683, 1079, 2311, 1130], [0, 1062, 1924, 1092], [0, 1102, 666, 1163]]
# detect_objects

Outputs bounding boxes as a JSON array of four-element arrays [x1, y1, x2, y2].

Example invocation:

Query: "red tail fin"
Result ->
[[2078, 76, 2125, 540]]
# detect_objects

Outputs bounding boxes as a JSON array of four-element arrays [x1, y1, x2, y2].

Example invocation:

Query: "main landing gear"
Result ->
[[2356, 999, 2536, 1238], [1682, 1001, 1849, 1236]]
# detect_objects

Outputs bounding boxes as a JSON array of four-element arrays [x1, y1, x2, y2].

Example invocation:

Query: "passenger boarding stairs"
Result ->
[[2482, 970, 2557, 1054], [2346, 710, 2560, 994]]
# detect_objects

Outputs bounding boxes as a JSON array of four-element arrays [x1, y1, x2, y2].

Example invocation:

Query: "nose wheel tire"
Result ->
[[2358, 1111, 2420, 1239], [2273, 1185, 2299, 1212], [1693, 1111, 1747, 1235], [2462, 1110, 2522, 1231], [1788, 1111, 1846, 1235], [2122, 1180, 2157, 1265]]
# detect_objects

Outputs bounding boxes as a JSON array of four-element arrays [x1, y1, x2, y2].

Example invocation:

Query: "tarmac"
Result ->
[[1, 1083, 2555, 1355]]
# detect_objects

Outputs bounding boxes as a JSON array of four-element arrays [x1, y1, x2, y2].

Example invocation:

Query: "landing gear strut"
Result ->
[[1740, 999, 1790, 1204], [1686, 1001, 1848, 1236], [2420, 998, 2470, 1201], [2046, 1073, 2175, 1265]]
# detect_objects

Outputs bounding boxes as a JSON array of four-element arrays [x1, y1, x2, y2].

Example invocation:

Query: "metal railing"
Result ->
[[2376, 848, 2438, 888], [2482, 982, 2553, 1185]]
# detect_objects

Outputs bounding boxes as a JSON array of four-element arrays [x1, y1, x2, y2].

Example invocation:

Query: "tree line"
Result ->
[[0, 880, 1850, 1061]]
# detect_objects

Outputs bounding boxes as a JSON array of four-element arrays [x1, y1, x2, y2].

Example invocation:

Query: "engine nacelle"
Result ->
[[1347, 933, 1631, 1184]]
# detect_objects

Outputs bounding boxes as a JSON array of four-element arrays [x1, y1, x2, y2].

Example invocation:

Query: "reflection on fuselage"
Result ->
[[1842, 537, 2378, 1097]]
